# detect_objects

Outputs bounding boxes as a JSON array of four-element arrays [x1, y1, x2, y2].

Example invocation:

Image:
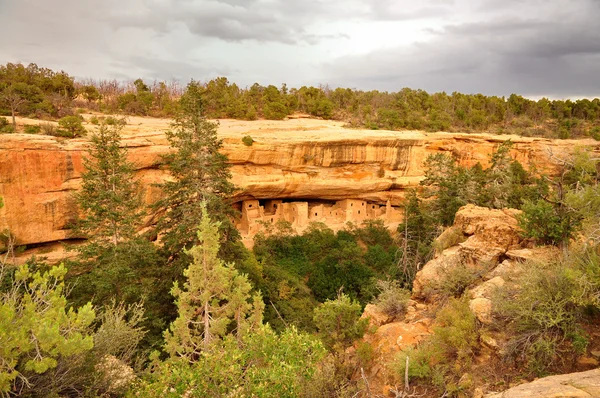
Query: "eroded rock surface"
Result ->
[[1, 116, 595, 251], [412, 204, 523, 298], [484, 368, 600, 397]]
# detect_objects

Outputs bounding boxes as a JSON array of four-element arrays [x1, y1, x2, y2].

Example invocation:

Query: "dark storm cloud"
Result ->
[[323, 0, 600, 97]]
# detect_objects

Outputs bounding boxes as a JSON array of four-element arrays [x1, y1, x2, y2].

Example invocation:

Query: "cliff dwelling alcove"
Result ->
[[235, 197, 403, 240]]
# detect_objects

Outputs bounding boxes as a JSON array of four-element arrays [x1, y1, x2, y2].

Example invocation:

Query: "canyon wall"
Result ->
[[1, 117, 598, 251]]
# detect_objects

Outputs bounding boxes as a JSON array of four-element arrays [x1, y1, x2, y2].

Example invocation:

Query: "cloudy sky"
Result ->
[[1, 0, 599, 98]]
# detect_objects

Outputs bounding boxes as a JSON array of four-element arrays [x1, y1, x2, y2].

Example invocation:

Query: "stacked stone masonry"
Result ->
[[237, 198, 403, 236]]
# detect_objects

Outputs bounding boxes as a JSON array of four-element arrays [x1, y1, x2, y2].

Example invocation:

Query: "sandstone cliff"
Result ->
[[1, 115, 598, 251]]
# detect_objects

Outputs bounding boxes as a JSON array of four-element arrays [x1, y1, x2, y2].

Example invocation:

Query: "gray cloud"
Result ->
[[323, 0, 600, 97], [0, 0, 597, 97]]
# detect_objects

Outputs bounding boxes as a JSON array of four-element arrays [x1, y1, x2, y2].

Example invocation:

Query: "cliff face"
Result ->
[[1, 116, 597, 249]]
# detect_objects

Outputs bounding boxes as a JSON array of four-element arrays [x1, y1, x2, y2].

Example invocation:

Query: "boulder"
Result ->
[[361, 304, 392, 327], [413, 205, 523, 298], [412, 246, 461, 298], [469, 297, 493, 324], [484, 368, 600, 397], [470, 276, 505, 299]]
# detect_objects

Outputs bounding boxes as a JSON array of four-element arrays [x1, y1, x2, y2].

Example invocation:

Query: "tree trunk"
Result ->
[[11, 108, 16, 130]]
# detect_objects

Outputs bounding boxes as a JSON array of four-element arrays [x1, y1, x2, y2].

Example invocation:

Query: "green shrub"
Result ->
[[89, 115, 100, 125], [518, 199, 575, 245], [242, 135, 254, 146], [132, 325, 325, 397], [392, 298, 478, 393], [426, 262, 481, 299], [105, 116, 127, 126], [40, 122, 57, 136], [24, 124, 41, 134], [313, 293, 368, 351], [373, 280, 411, 318], [433, 225, 466, 253], [494, 258, 594, 375], [263, 101, 289, 120], [0, 117, 14, 134], [57, 116, 87, 138]]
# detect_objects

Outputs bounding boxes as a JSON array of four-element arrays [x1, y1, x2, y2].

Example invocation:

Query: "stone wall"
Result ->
[[238, 198, 403, 237]]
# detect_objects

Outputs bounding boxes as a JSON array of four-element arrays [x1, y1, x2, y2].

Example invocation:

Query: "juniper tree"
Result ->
[[164, 204, 263, 360], [155, 80, 239, 265]]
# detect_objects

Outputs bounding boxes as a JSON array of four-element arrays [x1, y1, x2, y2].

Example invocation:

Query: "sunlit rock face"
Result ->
[[0, 116, 594, 251]]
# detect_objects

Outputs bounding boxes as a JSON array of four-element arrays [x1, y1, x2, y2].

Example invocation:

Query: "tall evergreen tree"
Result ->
[[72, 122, 163, 329], [155, 80, 239, 265], [164, 203, 263, 360], [75, 121, 142, 253]]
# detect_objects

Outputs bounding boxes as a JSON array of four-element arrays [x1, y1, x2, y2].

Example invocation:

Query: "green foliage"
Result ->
[[155, 80, 239, 267], [392, 298, 478, 393], [252, 221, 396, 331], [493, 254, 600, 375], [518, 199, 576, 245], [242, 135, 254, 146], [427, 263, 482, 299], [4, 62, 600, 138], [70, 121, 165, 346], [134, 325, 325, 398], [39, 122, 57, 136], [372, 280, 411, 318], [80, 84, 101, 103], [0, 263, 95, 393], [0, 116, 13, 134], [74, 122, 143, 253], [164, 204, 263, 359], [313, 293, 368, 351], [0, 63, 75, 119], [57, 115, 86, 137], [23, 124, 41, 134], [421, 153, 468, 226]]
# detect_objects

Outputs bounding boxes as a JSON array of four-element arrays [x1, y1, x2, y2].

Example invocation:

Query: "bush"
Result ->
[[494, 257, 595, 375], [105, 116, 127, 126], [263, 101, 289, 120], [242, 135, 254, 146], [24, 124, 41, 134], [373, 280, 411, 318], [58, 115, 87, 138], [89, 115, 100, 125], [433, 225, 466, 253], [518, 200, 575, 246], [313, 293, 368, 351], [392, 298, 478, 393], [0, 117, 13, 134], [426, 262, 481, 299], [132, 325, 325, 397], [40, 122, 57, 136]]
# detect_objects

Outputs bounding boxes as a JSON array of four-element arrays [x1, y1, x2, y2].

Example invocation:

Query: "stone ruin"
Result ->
[[236, 198, 403, 237]]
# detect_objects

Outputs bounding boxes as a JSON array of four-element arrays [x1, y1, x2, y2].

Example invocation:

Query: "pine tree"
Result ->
[[164, 203, 262, 360], [75, 121, 143, 253], [155, 80, 239, 265], [0, 263, 95, 394], [72, 122, 163, 311]]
